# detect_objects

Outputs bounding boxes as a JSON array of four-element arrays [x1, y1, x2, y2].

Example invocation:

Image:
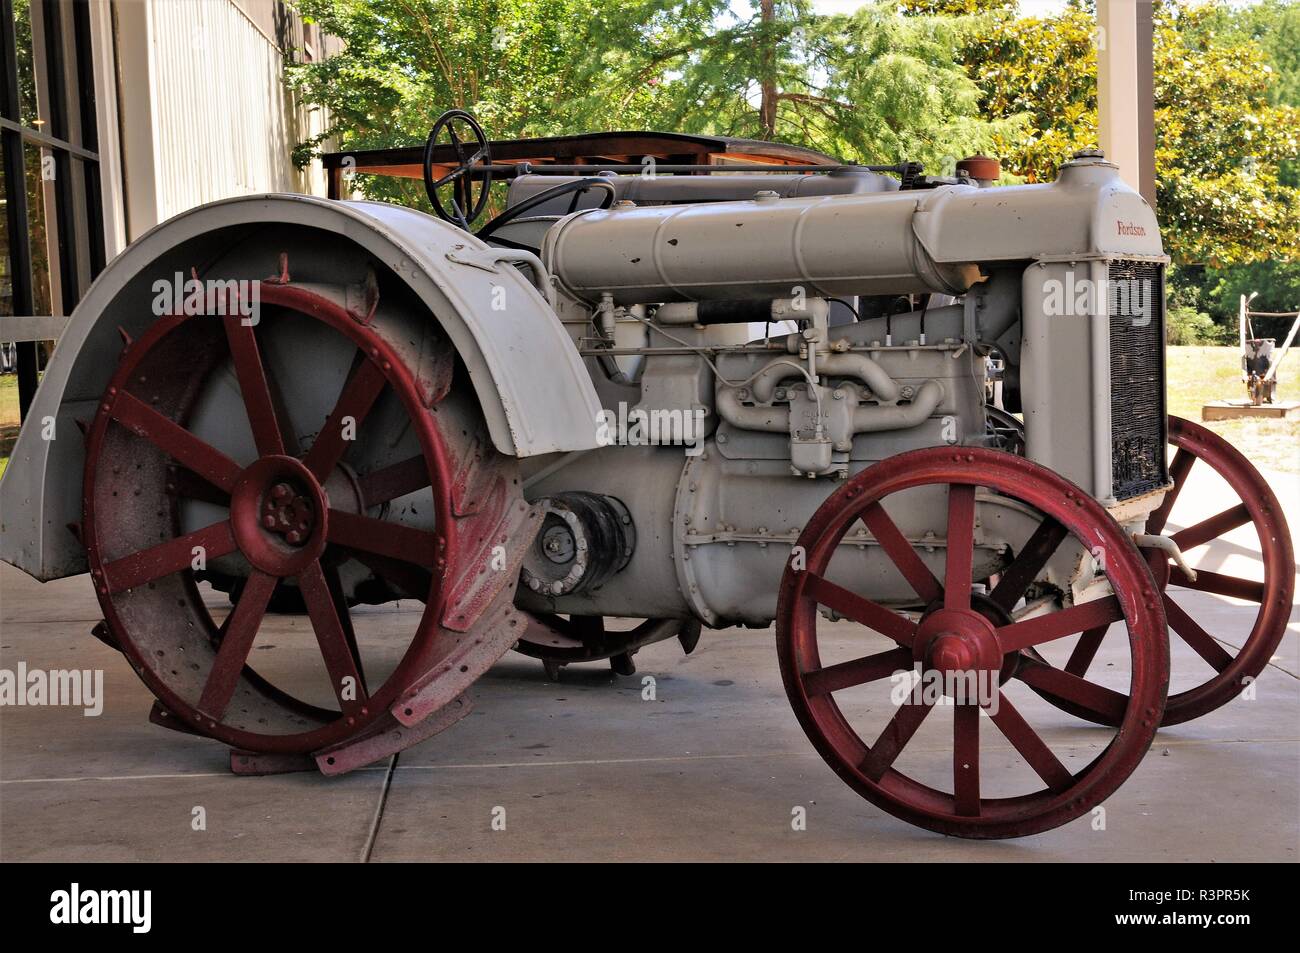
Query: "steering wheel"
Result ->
[[475, 177, 618, 249], [423, 109, 493, 229]]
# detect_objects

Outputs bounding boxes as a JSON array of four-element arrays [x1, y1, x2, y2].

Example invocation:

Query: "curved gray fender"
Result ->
[[0, 193, 601, 580]]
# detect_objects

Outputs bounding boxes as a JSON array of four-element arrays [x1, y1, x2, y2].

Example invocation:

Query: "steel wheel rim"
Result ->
[[776, 448, 1168, 838], [83, 284, 457, 752]]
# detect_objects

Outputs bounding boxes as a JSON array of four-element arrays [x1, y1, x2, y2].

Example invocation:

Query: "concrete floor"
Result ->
[[1, 463, 1297, 861]]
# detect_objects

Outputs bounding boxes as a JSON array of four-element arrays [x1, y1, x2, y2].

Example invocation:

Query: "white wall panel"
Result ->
[[120, 0, 330, 233]]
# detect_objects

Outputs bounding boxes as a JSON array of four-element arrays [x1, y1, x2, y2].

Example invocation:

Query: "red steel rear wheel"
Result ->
[[776, 448, 1168, 839], [82, 283, 470, 753]]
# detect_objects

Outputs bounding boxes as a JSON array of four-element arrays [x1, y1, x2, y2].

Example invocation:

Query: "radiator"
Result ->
[[1108, 259, 1168, 499]]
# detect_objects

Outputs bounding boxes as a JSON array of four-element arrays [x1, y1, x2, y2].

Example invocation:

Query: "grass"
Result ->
[[0, 344, 1295, 482], [0, 374, 18, 481], [1165, 345, 1300, 474]]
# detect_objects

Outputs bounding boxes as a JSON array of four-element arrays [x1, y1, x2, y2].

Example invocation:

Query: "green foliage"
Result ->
[[805, 5, 1020, 168], [1205, 260, 1300, 340], [951, 0, 1300, 264], [952, 2, 1099, 182], [285, 0, 1014, 200], [1169, 259, 1300, 340], [1232, 0, 1300, 108], [899, 0, 1016, 14], [286, 0, 1300, 269], [285, 0, 715, 206], [12, 0, 38, 125], [1165, 305, 1223, 345], [1232, 0, 1300, 188], [1153, 1, 1300, 265]]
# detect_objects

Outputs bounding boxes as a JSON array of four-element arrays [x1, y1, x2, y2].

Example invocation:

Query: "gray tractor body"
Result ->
[[0, 152, 1169, 630]]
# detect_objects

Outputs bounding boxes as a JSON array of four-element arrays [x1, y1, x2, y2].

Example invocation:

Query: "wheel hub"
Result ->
[[230, 455, 330, 576], [914, 607, 1004, 702], [261, 479, 316, 546]]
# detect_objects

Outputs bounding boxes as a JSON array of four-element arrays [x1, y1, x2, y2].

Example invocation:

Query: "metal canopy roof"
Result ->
[[320, 130, 842, 198]]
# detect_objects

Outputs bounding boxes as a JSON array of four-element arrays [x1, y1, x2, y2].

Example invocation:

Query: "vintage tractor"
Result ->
[[1, 112, 1292, 839]]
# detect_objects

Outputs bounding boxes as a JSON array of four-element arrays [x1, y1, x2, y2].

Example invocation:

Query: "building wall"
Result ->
[[113, 0, 333, 242]]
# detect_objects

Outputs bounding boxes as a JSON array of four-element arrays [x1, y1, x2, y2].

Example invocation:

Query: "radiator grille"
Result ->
[[1108, 260, 1168, 499]]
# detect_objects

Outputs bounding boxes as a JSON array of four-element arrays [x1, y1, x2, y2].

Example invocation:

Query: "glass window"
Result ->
[[22, 139, 52, 318], [2, 0, 105, 418], [12, 0, 41, 127], [0, 136, 10, 318]]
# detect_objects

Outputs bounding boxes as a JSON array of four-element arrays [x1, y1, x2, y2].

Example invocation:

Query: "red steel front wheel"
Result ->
[[776, 448, 1168, 839]]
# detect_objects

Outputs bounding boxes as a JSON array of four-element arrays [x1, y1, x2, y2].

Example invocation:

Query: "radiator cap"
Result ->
[[955, 155, 1001, 184]]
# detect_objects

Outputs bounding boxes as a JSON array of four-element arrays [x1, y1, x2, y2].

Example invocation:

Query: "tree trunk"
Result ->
[[759, 0, 777, 139]]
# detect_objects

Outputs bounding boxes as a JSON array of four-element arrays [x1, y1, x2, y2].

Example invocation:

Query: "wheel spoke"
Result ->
[[996, 596, 1123, 653], [1014, 657, 1129, 724], [101, 520, 237, 594], [1146, 447, 1194, 534], [803, 573, 917, 646], [1064, 625, 1109, 677], [328, 509, 441, 569], [803, 646, 913, 697], [110, 392, 242, 493], [945, 484, 976, 610], [1164, 595, 1234, 673], [223, 315, 284, 457], [323, 562, 368, 695], [166, 467, 230, 507], [988, 517, 1069, 613], [301, 356, 389, 481], [953, 703, 981, 816], [861, 699, 933, 781], [346, 550, 433, 601], [298, 560, 367, 715], [196, 570, 276, 721], [860, 502, 943, 604], [1171, 566, 1265, 603], [985, 691, 1073, 793], [456, 174, 474, 219], [1172, 503, 1251, 552], [357, 454, 432, 507]]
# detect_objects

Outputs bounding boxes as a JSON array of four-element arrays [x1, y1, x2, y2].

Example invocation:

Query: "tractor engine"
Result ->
[[514, 149, 1169, 628]]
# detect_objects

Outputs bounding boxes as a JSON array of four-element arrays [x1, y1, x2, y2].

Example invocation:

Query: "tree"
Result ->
[[1234, 0, 1300, 108], [285, 0, 1015, 204], [285, 0, 714, 207], [952, 0, 1300, 264], [809, 4, 1020, 168], [1205, 261, 1300, 338], [1154, 1, 1299, 264], [900, 0, 1015, 14]]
